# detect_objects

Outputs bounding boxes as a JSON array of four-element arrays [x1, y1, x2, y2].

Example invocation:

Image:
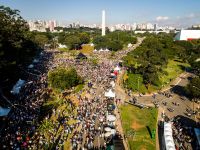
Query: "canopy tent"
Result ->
[[0, 107, 11, 117], [104, 132, 112, 137], [110, 81, 115, 88], [76, 53, 87, 60], [11, 79, 25, 94], [105, 48, 110, 52], [28, 64, 34, 69], [107, 115, 116, 122], [110, 73, 116, 77], [105, 89, 115, 98], [114, 66, 121, 71], [194, 128, 200, 147], [164, 122, 176, 150], [33, 59, 39, 63], [111, 129, 116, 135], [104, 127, 112, 132]]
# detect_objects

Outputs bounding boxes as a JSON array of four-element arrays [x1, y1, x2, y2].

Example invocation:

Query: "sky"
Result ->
[[0, 0, 200, 27]]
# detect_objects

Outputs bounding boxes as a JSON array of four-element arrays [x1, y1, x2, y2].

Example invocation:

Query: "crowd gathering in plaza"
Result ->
[[0, 48, 124, 149]]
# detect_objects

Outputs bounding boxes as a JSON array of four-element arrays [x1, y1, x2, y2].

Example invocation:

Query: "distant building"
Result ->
[[174, 30, 200, 41]]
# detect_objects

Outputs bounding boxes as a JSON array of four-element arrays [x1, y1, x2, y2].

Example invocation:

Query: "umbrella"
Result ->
[[107, 115, 116, 122], [111, 129, 116, 135], [104, 132, 112, 137], [104, 127, 112, 132]]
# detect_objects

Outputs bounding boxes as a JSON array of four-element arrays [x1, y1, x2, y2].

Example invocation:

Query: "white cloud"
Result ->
[[187, 13, 195, 18], [156, 16, 169, 21]]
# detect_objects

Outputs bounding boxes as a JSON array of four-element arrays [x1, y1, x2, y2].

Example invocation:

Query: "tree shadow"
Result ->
[[146, 126, 152, 138], [170, 85, 188, 97]]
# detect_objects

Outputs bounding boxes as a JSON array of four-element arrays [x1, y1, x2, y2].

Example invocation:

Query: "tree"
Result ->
[[79, 32, 90, 44], [64, 35, 81, 50], [34, 34, 48, 48], [0, 6, 39, 86], [48, 67, 83, 91], [185, 77, 200, 99]]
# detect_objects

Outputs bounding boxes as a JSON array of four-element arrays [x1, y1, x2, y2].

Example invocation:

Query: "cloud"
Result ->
[[156, 16, 169, 21]]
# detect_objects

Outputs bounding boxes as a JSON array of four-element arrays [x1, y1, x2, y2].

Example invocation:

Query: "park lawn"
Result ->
[[120, 104, 158, 150], [159, 59, 190, 86]]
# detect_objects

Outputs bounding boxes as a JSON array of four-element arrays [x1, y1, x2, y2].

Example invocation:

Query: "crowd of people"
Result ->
[[0, 46, 124, 150], [0, 50, 56, 149]]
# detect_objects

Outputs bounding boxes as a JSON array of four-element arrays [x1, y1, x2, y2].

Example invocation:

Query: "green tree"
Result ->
[[48, 67, 83, 91], [185, 77, 200, 99], [0, 6, 39, 85], [34, 34, 48, 48]]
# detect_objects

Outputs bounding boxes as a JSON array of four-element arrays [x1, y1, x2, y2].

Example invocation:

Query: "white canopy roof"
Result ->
[[33, 59, 39, 63], [0, 107, 11, 116], [105, 89, 115, 98], [107, 115, 116, 122], [11, 79, 25, 94], [28, 64, 34, 69], [164, 122, 176, 150], [114, 66, 121, 71], [110, 81, 115, 88]]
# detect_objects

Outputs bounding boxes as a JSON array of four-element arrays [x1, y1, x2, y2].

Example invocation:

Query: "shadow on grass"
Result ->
[[146, 126, 152, 138]]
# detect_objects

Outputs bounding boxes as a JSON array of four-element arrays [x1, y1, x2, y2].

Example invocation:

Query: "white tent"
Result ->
[[164, 122, 176, 150], [104, 132, 112, 137], [105, 89, 115, 98], [114, 66, 121, 71], [110, 81, 115, 88], [33, 59, 39, 63], [11, 79, 25, 94], [28, 64, 34, 69], [111, 129, 116, 135], [107, 115, 116, 122], [99, 49, 104, 52], [105, 49, 110, 52], [104, 127, 112, 132], [0, 107, 11, 116], [128, 43, 132, 48]]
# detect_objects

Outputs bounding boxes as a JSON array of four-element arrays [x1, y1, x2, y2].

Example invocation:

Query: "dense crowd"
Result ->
[[0, 50, 56, 149], [0, 47, 122, 149]]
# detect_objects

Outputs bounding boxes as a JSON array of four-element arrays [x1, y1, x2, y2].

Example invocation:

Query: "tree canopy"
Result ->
[[123, 33, 200, 91], [48, 67, 83, 91], [93, 31, 137, 51], [0, 6, 40, 85], [185, 76, 200, 99]]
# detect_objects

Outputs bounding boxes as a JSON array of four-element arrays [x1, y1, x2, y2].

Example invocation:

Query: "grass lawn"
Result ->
[[159, 59, 190, 86], [120, 104, 158, 150]]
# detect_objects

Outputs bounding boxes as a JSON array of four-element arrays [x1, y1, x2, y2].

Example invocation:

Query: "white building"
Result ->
[[174, 30, 200, 41]]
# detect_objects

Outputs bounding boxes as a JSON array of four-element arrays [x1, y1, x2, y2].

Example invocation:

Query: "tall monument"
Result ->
[[102, 10, 106, 36]]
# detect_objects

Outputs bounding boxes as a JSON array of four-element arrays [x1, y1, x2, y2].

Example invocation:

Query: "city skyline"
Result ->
[[1, 0, 200, 28]]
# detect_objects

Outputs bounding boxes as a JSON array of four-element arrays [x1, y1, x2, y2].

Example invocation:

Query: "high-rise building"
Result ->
[[102, 10, 106, 36]]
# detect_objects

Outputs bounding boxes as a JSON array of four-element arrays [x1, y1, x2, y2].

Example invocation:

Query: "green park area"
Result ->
[[158, 59, 190, 85], [120, 104, 158, 150]]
